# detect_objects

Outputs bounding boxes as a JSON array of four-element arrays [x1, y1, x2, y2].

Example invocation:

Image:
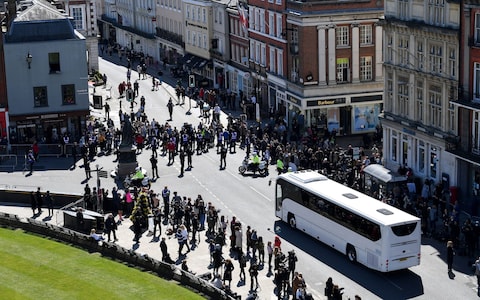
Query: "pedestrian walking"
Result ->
[[152, 207, 163, 237], [104, 102, 110, 120], [35, 187, 43, 214], [239, 251, 247, 281], [267, 241, 274, 271], [179, 150, 185, 177], [150, 155, 159, 178], [104, 213, 118, 242], [220, 146, 227, 169], [223, 259, 235, 288], [30, 191, 36, 215], [27, 149, 35, 175], [249, 261, 259, 291], [167, 98, 174, 121], [45, 190, 54, 217], [71, 142, 78, 168], [447, 240, 455, 273], [84, 156, 91, 179], [186, 145, 193, 169]]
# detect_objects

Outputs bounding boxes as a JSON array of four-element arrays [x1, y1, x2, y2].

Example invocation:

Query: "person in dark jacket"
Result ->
[[104, 213, 118, 242], [447, 240, 455, 272], [30, 191, 37, 216]]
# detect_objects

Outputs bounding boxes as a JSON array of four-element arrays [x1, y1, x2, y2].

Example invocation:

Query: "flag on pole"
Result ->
[[238, 1, 249, 31]]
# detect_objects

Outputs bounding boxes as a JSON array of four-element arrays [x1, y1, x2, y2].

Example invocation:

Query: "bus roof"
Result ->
[[278, 170, 420, 226]]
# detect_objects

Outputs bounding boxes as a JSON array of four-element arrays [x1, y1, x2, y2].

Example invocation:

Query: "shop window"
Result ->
[[391, 132, 398, 162], [33, 86, 48, 107], [49, 52, 61, 73], [62, 84, 76, 105]]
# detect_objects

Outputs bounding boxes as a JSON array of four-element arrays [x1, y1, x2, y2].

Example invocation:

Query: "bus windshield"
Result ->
[[391, 222, 418, 236]]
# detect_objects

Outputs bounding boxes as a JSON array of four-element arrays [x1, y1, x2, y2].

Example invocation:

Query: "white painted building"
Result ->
[[382, 0, 460, 186]]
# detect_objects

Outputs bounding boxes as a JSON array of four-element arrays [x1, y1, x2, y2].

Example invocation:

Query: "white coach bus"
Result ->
[[275, 170, 421, 272]]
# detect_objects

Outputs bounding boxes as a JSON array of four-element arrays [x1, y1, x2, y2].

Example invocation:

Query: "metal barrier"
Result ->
[[55, 198, 85, 227], [0, 155, 17, 172], [8, 143, 78, 158]]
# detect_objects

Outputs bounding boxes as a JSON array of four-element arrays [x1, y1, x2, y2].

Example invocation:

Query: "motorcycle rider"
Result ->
[[250, 152, 261, 174], [277, 158, 285, 175], [131, 167, 145, 186]]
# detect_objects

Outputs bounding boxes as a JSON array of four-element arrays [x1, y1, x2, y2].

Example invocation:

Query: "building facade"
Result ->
[[248, 0, 288, 120], [156, 0, 184, 64], [450, 0, 480, 215], [382, 0, 460, 193], [59, 0, 100, 72], [226, 3, 250, 98], [281, 0, 384, 137], [4, 1, 89, 144]]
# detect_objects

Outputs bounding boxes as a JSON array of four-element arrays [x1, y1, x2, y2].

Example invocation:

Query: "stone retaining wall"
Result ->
[[0, 212, 233, 300]]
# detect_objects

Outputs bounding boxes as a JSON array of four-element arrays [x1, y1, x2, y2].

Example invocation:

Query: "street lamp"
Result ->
[[26, 52, 32, 69]]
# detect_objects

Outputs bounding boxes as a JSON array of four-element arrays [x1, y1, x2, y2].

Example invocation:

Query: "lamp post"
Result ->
[[26, 52, 32, 69]]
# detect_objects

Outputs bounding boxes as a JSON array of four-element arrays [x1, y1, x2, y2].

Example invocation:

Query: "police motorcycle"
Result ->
[[123, 167, 151, 189], [238, 153, 268, 177]]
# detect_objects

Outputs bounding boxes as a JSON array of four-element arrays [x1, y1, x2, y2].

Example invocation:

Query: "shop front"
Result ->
[[283, 92, 382, 137], [9, 111, 87, 145]]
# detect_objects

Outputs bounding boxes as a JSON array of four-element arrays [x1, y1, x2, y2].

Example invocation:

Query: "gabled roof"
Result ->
[[5, 0, 76, 43]]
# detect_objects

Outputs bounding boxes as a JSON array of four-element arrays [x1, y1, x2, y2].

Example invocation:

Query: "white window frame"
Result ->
[[475, 62, 480, 102], [417, 140, 425, 174], [276, 14, 282, 39], [417, 40, 424, 70], [416, 80, 424, 122], [448, 47, 456, 78], [398, 36, 409, 67], [476, 14, 480, 44], [428, 84, 442, 128], [473, 111, 480, 154], [360, 56, 372, 81], [429, 44, 443, 74], [397, 76, 409, 117], [336, 26, 349, 47], [428, 0, 445, 26], [359, 25, 372, 45], [399, 0, 409, 20], [269, 48, 275, 73], [70, 5, 85, 30], [269, 12, 275, 36], [277, 50, 283, 76]]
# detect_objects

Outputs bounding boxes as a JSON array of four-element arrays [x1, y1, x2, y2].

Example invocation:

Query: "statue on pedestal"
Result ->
[[120, 113, 134, 148]]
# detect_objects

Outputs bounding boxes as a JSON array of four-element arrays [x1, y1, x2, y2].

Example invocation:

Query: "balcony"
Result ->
[[155, 28, 184, 47]]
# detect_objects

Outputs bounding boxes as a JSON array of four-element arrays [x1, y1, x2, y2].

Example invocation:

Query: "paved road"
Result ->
[[1, 55, 479, 300]]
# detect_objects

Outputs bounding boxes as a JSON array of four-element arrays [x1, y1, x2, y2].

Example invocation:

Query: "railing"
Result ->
[[0, 155, 17, 172], [55, 198, 85, 227], [8, 144, 78, 158]]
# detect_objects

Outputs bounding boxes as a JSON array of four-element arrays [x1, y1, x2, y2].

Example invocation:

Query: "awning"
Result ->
[[194, 59, 208, 69], [363, 164, 407, 184]]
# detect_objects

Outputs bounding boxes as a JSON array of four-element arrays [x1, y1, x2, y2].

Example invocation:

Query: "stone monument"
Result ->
[[117, 114, 137, 177]]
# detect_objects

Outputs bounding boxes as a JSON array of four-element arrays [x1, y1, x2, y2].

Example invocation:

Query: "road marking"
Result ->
[[380, 274, 403, 290], [250, 186, 271, 202]]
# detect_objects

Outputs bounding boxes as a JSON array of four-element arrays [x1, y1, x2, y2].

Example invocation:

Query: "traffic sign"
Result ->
[[126, 88, 134, 102], [98, 170, 108, 178], [189, 74, 195, 88]]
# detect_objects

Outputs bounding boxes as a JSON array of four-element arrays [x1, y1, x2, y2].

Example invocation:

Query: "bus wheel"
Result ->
[[288, 214, 296, 229], [346, 245, 357, 262]]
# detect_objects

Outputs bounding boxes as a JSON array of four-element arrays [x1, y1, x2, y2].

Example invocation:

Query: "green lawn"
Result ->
[[0, 227, 205, 300]]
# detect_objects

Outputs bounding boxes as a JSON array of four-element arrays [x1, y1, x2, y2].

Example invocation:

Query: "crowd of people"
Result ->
[[96, 181, 320, 299]]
